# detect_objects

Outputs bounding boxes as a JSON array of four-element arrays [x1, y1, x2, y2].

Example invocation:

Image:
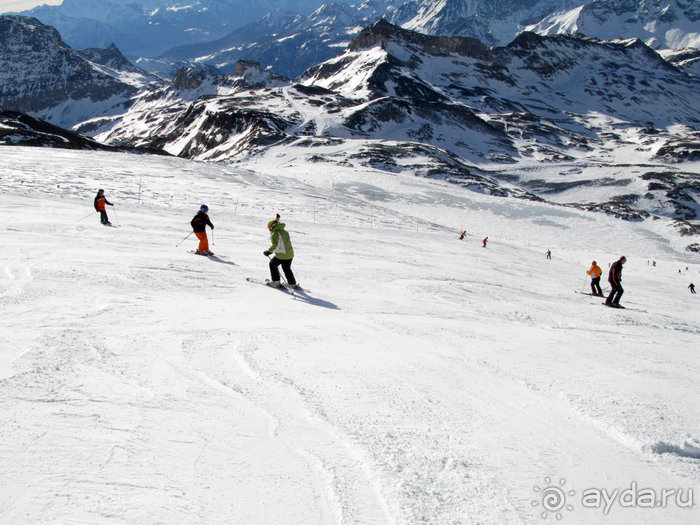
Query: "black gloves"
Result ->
[[263, 250, 271, 256]]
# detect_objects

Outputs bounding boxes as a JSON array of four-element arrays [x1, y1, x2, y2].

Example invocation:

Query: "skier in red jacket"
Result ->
[[93, 189, 113, 225]]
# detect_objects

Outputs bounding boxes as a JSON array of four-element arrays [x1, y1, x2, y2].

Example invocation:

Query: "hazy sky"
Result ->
[[0, 0, 62, 14]]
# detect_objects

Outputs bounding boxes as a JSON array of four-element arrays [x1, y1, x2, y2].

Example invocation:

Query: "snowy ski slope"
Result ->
[[1, 146, 698, 524]]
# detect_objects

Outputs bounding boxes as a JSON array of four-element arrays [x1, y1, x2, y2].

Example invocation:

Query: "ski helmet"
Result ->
[[200, 205, 209, 212], [267, 219, 278, 231]]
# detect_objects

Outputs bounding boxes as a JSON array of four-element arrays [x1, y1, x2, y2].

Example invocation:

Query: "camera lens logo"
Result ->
[[532, 477, 575, 520]]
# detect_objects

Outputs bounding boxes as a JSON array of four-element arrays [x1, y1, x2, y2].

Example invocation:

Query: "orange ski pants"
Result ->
[[195, 232, 209, 252]]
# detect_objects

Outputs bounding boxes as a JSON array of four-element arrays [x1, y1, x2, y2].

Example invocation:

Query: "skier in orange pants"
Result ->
[[190, 205, 214, 255]]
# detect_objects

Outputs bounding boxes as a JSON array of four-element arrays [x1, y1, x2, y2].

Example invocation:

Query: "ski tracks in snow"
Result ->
[[180, 330, 396, 525], [1, 262, 33, 300]]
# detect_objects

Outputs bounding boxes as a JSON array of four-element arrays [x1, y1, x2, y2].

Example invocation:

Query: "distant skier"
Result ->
[[690, 283, 696, 294], [191, 205, 214, 255], [459, 230, 466, 240], [263, 215, 297, 289], [587, 261, 603, 296], [94, 189, 113, 225], [546, 249, 551, 260], [482, 237, 488, 247], [605, 256, 627, 307]]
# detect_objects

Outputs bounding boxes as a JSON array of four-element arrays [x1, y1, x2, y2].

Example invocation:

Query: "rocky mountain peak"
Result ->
[[78, 43, 133, 70], [233, 60, 288, 88], [171, 67, 212, 91], [234, 60, 263, 76], [349, 19, 492, 60], [0, 15, 137, 128], [0, 14, 63, 47]]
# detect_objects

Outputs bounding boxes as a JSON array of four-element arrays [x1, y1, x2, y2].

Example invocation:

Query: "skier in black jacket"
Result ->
[[190, 205, 214, 255], [605, 256, 627, 307]]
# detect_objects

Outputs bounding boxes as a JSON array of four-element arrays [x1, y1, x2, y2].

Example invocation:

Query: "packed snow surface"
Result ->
[[0, 146, 698, 524]]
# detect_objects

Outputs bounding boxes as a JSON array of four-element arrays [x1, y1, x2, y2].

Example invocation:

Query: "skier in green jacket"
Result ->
[[263, 215, 298, 288]]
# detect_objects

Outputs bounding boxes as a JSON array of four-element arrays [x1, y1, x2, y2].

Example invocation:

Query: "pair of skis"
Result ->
[[187, 250, 228, 260], [187, 252, 307, 292], [246, 277, 310, 294], [574, 291, 646, 312]]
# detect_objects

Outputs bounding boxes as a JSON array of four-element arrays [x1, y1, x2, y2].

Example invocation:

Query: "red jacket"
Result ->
[[94, 193, 112, 211]]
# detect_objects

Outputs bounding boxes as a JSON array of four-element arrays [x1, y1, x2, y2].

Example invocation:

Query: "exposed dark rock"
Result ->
[[655, 135, 700, 162], [0, 109, 165, 154], [349, 19, 492, 61], [568, 201, 650, 221]]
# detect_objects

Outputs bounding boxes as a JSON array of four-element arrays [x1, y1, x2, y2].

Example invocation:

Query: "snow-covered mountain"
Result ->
[[81, 20, 700, 224], [16, 0, 331, 58], [529, 0, 700, 51], [0, 16, 160, 129], [390, 0, 587, 46], [158, 1, 397, 79]]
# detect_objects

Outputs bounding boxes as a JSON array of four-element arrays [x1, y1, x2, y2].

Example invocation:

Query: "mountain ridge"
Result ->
[[73, 20, 700, 227]]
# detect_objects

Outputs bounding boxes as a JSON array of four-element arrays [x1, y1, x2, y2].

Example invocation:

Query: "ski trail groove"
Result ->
[[231, 335, 396, 525], [1, 264, 33, 299]]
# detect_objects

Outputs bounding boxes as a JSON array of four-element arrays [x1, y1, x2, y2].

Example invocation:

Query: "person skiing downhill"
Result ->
[[459, 230, 466, 240], [605, 256, 627, 307], [587, 261, 603, 296], [191, 205, 214, 255], [263, 215, 297, 289], [690, 283, 696, 294], [546, 249, 551, 259], [482, 237, 488, 247], [94, 189, 113, 225]]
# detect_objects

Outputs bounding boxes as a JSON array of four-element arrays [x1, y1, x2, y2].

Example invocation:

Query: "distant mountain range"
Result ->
[[14, 0, 329, 57], [156, 1, 396, 79], [13, 0, 700, 80], [389, 0, 586, 46], [529, 0, 700, 50]]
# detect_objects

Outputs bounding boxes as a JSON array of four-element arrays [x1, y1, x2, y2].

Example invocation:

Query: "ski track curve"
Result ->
[[181, 330, 397, 525], [1, 263, 33, 299]]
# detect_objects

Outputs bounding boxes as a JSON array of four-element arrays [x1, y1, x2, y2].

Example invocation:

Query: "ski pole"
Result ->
[[78, 211, 97, 222], [581, 274, 589, 293], [111, 205, 119, 225], [176, 232, 193, 247]]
